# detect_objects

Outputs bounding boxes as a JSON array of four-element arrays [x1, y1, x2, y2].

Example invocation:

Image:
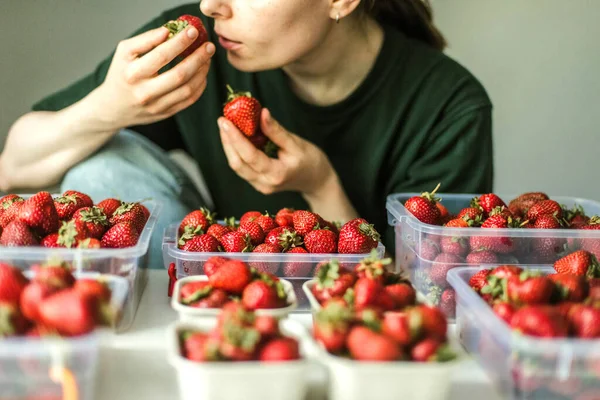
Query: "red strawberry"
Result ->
[[223, 85, 262, 137], [242, 279, 286, 310], [436, 203, 449, 219], [0, 263, 29, 305], [193, 289, 229, 308], [354, 252, 391, 281], [208, 259, 252, 295], [312, 260, 355, 303], [101, 221, 140, 248], [488, 206, 514, 219], [337, 218, 380, 254], [163, 14, 208, 59], [354, 277, 385, 310], [429, 253, 463, 288], [253, 315, 280, 337], [264, 226, 303, 251], [180, 281, 212, 304], [526, 199, 563, 222], [249, 244, 281, 274], [471, 193, 507, 216], [457, 207, 484, 220], [291, 210, 320, 236], [468, 269, 492, 293], [304, 229, 337, 254], [221, 231, 253, 252], [568, 305, 600, 338], [313, 300, 353, 353], [258, 337, 300, 361], [469, 214, 519, 254], [490, 265, 524, 279], [0, 301, 29, 337], [439, 288, 456, 318], [17, 191, 59, 236], [492, 302, 516, 324], [532, 214, 562, 229], [444, 217, 471, 228], [206, 223, 234, 243], [203, 256, 228, 277], [72, 206, 109, 239], [419, 238, 440, 261], [411, 338, 455, 362], [347, 325, 402, 361], [181, 234, 221, 252], [580, 217, 600, 258], [56, 219, 89, 248], [406, 305, 447, 341], [281, 248, 312, 277], [219, 322, 261, 361], [252, 243, 280, 253], [109, 202, 146, 234], [254, 214, 277, 234], [548, 273, 588, 302], [275, 208, 295, 227], [96, 198, 121, 218], [404, 184, 442, 225], [178, 208, 215, 236], [20, 281, 60, 322], [238, 221, 265, 246], [74, 279, 111, 303], [0, 195, 24, 228], [466, 250, 499, 265], [77, 238, 102, 249], [384, 284, 416, 310], [239, 210, 261, 225], [41, 233, 62, 248], [182, 332, 220, 362], [382, 312, 412, 345], [38, 289, 98, 336], [510, 305, 568, 338], [53, 190, 93, 220], [286, 247, 308, 254], [440, 235, 469, 257], [553, 250, 600, 278], [33, 263, 75, 288], [505, 272, 554, 305], [0, 220, 39, 246]]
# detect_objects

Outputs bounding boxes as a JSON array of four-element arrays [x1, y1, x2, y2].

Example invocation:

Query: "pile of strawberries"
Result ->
[[0, 262, 115, 338], [313, 300, 455, 362], [309, 252, 417, 313], [177, 207, 381, 255], [178, 257, 291, 310], [0, 190, 150, 249], [468, 249, 600, 338], [179, 302, 300, 362]]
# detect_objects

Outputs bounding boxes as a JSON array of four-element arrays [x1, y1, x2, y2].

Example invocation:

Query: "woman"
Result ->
[[0, 0, 493, 267]]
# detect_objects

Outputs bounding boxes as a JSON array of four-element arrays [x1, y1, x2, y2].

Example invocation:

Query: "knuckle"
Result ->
[[124, 68, 138, 85], [180, 84, 193, 99], [116, 40, 129, 55], [133, 89, 151, 106], [228, 158, 242, 171], [173, 68, 187, 85], [153, 50, 169, 67]]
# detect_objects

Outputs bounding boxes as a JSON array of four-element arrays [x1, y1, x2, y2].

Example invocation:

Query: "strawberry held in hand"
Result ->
[[223, 85, 262, 137], [163, 14, 208, 59]]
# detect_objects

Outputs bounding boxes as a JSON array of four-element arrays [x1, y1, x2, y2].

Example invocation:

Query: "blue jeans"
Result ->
[[60, 129, 205, 268]]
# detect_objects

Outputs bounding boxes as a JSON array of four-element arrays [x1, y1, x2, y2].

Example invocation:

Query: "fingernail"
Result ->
[[187, 27, 198, 39], [206, 42, 215, 55], [219, 119, 229, 132], [264, 108, 272, 123]]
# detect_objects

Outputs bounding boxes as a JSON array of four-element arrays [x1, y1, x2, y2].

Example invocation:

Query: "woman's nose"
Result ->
[[200, 0, 231, 19]]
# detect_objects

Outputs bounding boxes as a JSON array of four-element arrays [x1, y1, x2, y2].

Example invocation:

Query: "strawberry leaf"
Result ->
[[181, 284, 213, 305]]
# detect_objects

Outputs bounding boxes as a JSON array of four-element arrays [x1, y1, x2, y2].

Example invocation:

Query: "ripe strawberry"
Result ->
[[580, 217, 600, 258], [381, 312, 412, 345], [238, 221, 265, 246], [238, 211, 261, 225], [554, 250, 600, 278], [0, 194, 24, 228], [444, 217, 474, 228], [510, 305, 568, 338], [404, 184, 442, 225], [439, 288, 456, 318], [532, 214, 562, 230], [353, 277, 385, 310], [429, 253, 463, 288], [163, 14, 208, 59], [466, 250, 499, 265], [96, 198, 121, 218], [411, 338, 456, 362], [56, 219, 89, 248], [304, 229, 337, 253], [312, 260, 356, 303], [181, 234, 221, 252], [0, 263, 29, 305], [275, 208, 295, 227], [220, 231, 253, 252], [53, 190, 93, 220], [492, 302, 516, 324], [41, 233, 63, 248], [291, 210, 320, 236], [347, 325, 402, 361], [281, 248, 312, 277], [440, 235, 469, 257], [252, 243, 280, 253], [313, 301, 353, 353], [74, 279, 111, 303], [253, 315, 279, 338], [337, 218, 380, 254], [182, 331, 220, 362], [38, 289, 97, 336], [406, 305, 447, 341], [101, 221, 140, 248], [258, 337, 300, 361], [77, 238, 102, 249], [548, 273, 588, 302], [178, 208, 215, 236], [527, 199, 563, 222], [72, 206, 109, 239], [17, 191, 59, 236], [419, 238, 440, 261], [468, 269, 492, 293], [219, 322, 261, 361], [0, 220, 39, 246], [568, 305, 600, 338], [208, 259, 252, 295], [0, 301, 29, 337], [109, 202, 146, 234], [471, 193, 507, 216], [180, 281, 213, 305], [242, 279, 286, 310], [33, 263, 75, 288], [253, 214, 277, 235], [223, 85, 262, 137], [490, 265, 524, 279], [505, 272, 555, 305], [354, 252, 391, 281], [469, 214, 519, 254], [458, 207, 484, 221], [203, 256, 228, 277], [249, 244, 281, 274], [20, 281, 60, 322], [264, 226, 303, 251], [206, 223, 234, 243]]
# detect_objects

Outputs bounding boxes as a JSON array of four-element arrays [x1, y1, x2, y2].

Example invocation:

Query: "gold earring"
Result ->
[[336, 13, 340, 24]]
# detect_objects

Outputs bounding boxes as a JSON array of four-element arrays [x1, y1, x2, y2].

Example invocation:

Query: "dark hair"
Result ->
[[361, 0, 447, 51]]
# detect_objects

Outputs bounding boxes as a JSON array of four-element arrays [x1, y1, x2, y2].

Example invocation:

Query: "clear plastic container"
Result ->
[[171, 275, 298, 321], [386, 193, 600, 319], [167, 318, 311, 400], [447, 266, 600, 400], [0, 196, 162, 332], [162, 222, 386, 311]]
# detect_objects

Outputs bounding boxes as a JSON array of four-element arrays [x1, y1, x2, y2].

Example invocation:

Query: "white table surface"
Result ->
[[95, 270, 506, 400]]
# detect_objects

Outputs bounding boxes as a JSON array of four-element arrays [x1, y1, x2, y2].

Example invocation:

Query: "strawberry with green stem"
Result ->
[[0, 220, 39, 247], [101, 221, 140, 248], [313, 300, 353, 353], [554, 249, 600, 277], [109, 202, 147, 234], [163, 14, 208, 59], [178, 208, 215, 236], [471, 193, 507, 217], [223, 85, 262, 137], [0, 195, 24, 228], [53, 190, 93, 221], [404, 183, 442, 225], [72, 206, 109, 239], [17, 191, 59, 237], [337, 218, 380, 254]]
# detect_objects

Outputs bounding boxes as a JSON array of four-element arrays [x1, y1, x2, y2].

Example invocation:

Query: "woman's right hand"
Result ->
[[93, 25, 215, 128]]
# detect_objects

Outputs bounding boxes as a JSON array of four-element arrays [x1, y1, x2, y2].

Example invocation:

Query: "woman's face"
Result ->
[[200, 0, 333, 71]]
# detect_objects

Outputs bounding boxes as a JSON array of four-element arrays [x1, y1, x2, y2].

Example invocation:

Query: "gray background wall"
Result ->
[[1, 0, 599, 201]]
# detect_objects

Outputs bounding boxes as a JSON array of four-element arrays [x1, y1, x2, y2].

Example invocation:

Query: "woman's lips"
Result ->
[[218, 35, 242, 50]]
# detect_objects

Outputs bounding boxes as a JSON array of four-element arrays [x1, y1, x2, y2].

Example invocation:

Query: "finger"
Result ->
[[260, 108, 295, 149], [130, 26, 202, 80], [159, 79, 207, 118], [219, 119, 261, 181], [146, 67, 208, 115], [219, 118, 272, 173], [117, 27, 170, 60]]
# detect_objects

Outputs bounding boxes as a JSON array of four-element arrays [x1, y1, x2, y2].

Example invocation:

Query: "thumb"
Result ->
[[260, 108, 294, 149]]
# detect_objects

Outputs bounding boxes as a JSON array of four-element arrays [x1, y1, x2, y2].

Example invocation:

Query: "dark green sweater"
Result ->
[[32, 3, 494, 254]]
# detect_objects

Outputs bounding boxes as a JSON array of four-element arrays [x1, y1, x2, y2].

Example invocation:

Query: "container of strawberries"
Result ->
[[162, 207, 386, 311], [447, 253, 600, 400], [171, 257, 298, 320], [0, 190, 162, 331], [0, 261, 129, 400], [386, 186, 600, 320], [167, 302, 310, 400]]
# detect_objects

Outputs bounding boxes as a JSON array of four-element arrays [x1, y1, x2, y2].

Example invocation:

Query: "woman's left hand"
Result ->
[[218, 108, 337, 198]]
